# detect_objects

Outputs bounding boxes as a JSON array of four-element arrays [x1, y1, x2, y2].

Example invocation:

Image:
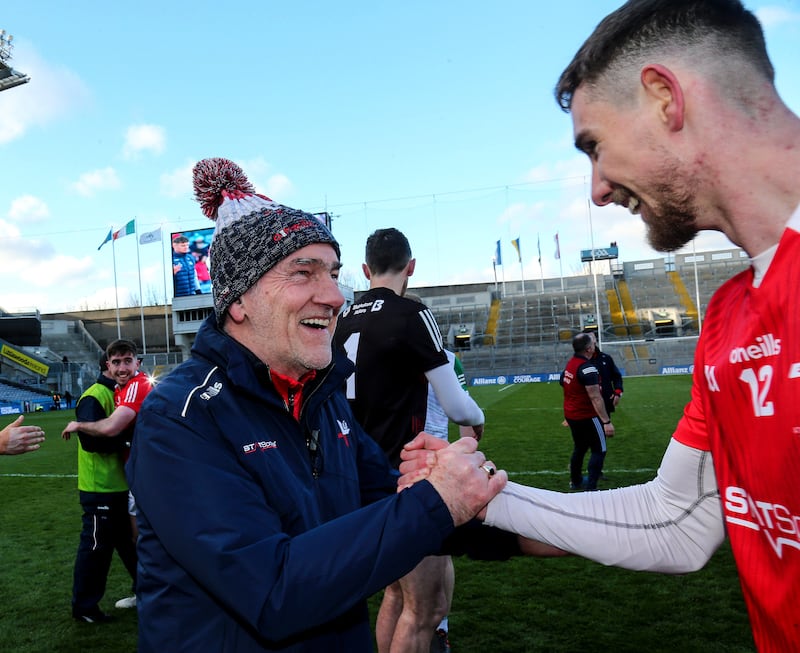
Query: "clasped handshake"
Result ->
[[397, 433, 506, 526]]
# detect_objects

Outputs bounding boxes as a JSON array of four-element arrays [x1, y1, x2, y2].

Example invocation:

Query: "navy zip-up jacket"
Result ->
[[128, 315, 455, 652]]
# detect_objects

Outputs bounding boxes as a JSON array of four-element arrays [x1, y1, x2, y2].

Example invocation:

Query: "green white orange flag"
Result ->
[[113, 219, 136, 241]]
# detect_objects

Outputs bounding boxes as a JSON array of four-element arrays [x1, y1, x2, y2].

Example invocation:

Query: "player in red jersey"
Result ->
[[63, 339, 152, 444], [399, 2, 800, 650]]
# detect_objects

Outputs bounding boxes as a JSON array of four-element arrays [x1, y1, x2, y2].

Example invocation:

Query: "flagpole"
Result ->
[[587, 198, 603, 348], [512, 238, 525, 294], [537, 234, 544, 292], [112, 236, 121, 339], [556, 232, 565, 291], [134, 219, 147, 354], [692, 238, 702, 335], [161, 226, 170, 354]]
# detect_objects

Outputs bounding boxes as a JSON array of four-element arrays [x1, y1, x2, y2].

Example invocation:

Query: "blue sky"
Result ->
[[2, 1, 799, 314]]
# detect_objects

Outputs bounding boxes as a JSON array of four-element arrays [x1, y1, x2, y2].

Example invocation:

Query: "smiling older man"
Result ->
[[126, 158, 508, 653]]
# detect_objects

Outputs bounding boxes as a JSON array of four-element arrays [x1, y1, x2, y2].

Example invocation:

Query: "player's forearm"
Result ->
[[72, 419, 116, 437], [484, 439, 725, 573], [426, 364, 484, 426], [72, 408, 133, 437], [444, 392, 484, 426], [590, 395, 610, 423]]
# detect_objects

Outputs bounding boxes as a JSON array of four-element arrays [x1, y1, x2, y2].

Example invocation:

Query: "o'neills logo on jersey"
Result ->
[[729, 333, 781, 364]]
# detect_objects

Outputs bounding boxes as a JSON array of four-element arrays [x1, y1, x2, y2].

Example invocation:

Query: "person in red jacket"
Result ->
[[560, 332, 614, 491]]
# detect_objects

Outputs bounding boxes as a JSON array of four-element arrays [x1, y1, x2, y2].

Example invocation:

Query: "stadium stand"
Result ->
[[3, 246, 747, 400], [409, 246, 749, 382], [0, 380, 53, 413]]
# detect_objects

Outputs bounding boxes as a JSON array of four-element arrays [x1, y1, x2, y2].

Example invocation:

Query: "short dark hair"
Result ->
[[106, 339, 138, 359], [572, 332, 593, 354], [98, 353, 108, 372], [555, 0, 773, 111], [172, 234, 189, 243], [365, 228, 412, 275]]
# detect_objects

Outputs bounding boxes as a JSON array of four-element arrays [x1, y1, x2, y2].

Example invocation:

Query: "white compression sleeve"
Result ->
[[484, 438, 725, 573], [425, 363, 484, 426]]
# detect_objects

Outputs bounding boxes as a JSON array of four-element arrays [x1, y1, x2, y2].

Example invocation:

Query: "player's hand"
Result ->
[[470, 423, 484, 441], [1, 416, 46, 454], [397, 432, 448, 488], [61, 421, 80, 441]]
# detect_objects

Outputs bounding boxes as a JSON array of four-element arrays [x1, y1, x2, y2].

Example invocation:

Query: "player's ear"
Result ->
[[361, 263, 371, 280], [640, 64, 684, 132], [406, 258, 416, 277]]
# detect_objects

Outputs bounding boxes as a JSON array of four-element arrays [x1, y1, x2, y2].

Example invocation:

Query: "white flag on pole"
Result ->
[[139, 227, 162, 245]]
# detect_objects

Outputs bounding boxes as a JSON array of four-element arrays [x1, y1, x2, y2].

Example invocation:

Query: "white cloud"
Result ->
[[8, 195, 49, 223], [240, 157, 295, 202], [0, 233, 93, 289], [755, 6, 800, 28], [25, 254, 95, 287], [66, 285, 127, 312], [524, 155, 588, 186], [160, 160, 194, 198], [0, 229, 122, 312], [71, 167, 121, 197], [498, 201, 549, 232], [265, 173, 294, 200], [0, 41, 91, 146], [123, 124, 166, 159], [160, 157, 295, 203], [0, 218, 22, 238]]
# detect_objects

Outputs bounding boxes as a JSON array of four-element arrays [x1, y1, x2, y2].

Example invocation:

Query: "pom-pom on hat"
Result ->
[[192, 157, 340, 321]]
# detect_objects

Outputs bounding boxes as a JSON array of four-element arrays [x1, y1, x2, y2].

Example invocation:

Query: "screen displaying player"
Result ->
[[171, 227, 214, 297]]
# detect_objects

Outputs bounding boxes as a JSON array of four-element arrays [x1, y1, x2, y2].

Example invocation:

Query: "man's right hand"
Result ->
[[399, 435, 506, 526]]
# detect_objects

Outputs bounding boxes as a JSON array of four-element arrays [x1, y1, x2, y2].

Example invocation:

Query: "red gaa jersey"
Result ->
[[673, 215, 800, 652], [115, 371, 152, 440]]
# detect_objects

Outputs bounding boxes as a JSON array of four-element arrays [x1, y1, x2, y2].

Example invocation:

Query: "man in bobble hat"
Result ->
[[127, 157, 511, 652]]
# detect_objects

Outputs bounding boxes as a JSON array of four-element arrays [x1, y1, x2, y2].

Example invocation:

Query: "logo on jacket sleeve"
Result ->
[[337, 419, 351, 447]]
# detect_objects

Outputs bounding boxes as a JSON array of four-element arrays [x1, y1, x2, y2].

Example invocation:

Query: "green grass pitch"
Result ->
[[0, 376, 754, 652]]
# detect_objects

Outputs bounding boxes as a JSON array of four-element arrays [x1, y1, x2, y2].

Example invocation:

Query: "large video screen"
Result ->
[[170, 227, 215, 297]]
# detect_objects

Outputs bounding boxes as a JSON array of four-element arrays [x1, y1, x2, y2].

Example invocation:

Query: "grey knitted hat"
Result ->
[[192, 157, 340, 321]]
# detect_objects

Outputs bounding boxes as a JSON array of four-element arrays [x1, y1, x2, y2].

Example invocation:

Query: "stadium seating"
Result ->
[[0, 380, 53, 411], [418, 246, 748, 380]]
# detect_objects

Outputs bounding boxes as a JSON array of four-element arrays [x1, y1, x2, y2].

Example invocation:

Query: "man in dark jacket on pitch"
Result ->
[[127, 158, 508, 653], [586, 331, 624, 417]]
